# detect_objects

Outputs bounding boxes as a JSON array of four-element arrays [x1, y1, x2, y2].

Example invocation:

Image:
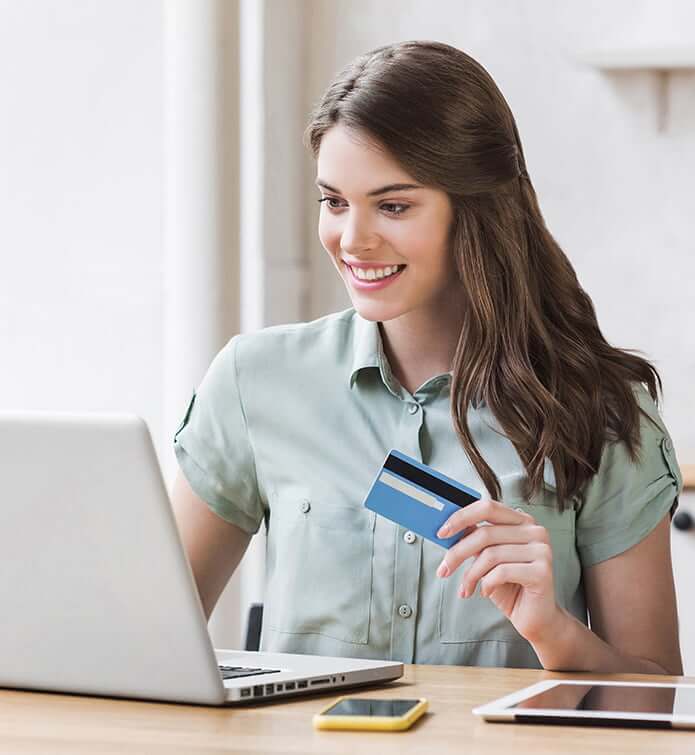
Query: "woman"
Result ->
[[172, 41, 683, 673]]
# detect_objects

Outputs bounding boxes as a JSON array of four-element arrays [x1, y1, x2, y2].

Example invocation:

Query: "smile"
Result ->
[[343, 262, 406, 290]]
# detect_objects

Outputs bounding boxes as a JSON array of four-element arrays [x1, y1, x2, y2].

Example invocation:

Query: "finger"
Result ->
[[438, 523, 543, 577], [460, 543, 548, 597], [437, 498, 534, 538], [479, 561, 548, 598]]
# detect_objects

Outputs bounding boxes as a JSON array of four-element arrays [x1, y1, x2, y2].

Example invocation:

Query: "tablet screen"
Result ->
[[508, 684, 695, 714]]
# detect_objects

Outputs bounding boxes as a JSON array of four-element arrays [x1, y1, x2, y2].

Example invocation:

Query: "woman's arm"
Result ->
[[532, 514, 683, 674], [171, 470, 252, 620]]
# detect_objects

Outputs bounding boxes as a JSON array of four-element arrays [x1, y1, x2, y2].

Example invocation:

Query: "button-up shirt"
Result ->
[[173, 307, 682, 667]]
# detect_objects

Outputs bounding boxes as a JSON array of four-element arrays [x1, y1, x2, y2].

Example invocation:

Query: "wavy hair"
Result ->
[[303, 40, 661, 511]]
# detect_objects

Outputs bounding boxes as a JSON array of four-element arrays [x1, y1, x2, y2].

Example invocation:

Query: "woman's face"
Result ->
[[316, 124, 456, 323]]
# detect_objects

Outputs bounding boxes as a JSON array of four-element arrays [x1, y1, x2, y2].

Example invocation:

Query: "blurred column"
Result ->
[[236, 0, 308, 651], [162, 0, 241, 647]]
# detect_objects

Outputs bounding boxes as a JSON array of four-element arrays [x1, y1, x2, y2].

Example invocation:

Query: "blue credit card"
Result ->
[[362, 449, 481, 549]]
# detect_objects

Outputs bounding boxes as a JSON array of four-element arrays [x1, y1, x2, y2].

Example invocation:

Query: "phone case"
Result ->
[[312, 696, 428, 731]]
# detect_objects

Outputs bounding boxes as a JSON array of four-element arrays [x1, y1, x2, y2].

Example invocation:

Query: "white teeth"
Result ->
[[350, 264, 402, 281]]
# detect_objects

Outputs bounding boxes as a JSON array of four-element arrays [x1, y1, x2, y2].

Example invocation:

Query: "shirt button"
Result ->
[[404, 531, 416, 544], [664, 437, 673, 453], [408, 403, 419, 414], [300, 500, 311, 513], [398, 604, 412, 619]]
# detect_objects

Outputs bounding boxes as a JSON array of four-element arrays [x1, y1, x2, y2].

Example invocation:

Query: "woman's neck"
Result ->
[[378, 296, 463, 396]]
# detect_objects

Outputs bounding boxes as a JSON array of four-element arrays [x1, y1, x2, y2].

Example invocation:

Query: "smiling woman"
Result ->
[[171, 40, 684, 676]]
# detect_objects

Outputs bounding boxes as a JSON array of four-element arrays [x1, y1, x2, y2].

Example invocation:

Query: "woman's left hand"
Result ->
[[435, 498, 562, 644]]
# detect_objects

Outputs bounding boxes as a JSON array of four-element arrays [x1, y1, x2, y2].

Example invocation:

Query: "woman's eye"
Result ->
[[381, 202, 409, 216], [317, 197, 409, 216], [317, 197, 345, 210]]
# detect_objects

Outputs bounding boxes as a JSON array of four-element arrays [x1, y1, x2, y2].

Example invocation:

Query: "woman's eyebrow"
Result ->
[[315, 179, 423, 196]]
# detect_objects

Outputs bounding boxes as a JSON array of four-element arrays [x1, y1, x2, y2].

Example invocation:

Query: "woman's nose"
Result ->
[[339, 210, 377, 254]]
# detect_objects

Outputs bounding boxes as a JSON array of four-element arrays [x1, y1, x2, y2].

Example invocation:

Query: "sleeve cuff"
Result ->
[[174, 441, 263, 536], [577, 481, 678, 568]]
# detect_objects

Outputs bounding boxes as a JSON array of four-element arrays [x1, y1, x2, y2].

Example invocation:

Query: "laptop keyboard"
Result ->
[[218, 665, 282, 680]]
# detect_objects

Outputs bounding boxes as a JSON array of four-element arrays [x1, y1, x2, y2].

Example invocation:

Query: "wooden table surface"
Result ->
[[1, 665, 694, 754]]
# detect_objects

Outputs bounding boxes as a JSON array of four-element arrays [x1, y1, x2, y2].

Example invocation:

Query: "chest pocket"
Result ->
[[438, 469, 576, 645], [264, 498, 376, 645]]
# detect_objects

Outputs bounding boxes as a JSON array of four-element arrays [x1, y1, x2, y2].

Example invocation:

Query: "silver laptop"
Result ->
[[0, 412, 403, 705]]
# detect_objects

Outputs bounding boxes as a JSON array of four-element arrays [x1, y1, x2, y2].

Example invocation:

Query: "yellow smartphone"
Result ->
[[312, 696, 428, 731]]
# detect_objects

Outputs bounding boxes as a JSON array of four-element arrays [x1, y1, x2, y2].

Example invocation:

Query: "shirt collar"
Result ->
[[348, 311, 382, 390], [348, 310, 455, 398]]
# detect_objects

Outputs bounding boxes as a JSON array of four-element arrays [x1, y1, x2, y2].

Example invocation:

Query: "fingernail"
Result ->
[[437, 525, 449, 538], [436, 562, 450, 578]]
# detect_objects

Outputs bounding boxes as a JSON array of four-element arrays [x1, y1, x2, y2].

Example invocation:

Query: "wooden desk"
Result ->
[[1, 666, 693, 754]]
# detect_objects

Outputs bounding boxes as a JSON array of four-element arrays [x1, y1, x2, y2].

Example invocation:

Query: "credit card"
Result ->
[[362, 449, 481, 549]]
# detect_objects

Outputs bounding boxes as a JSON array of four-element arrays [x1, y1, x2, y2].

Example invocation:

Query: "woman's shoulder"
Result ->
[[580, 380, 681, 504], [591, 381, 671, 470], [622, 381, 676, 465], [630, 381, 664, 430], [232, 306, 358, 370]]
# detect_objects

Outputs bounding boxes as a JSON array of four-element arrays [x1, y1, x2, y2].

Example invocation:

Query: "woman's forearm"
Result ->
[[531, 607, 681, 675]]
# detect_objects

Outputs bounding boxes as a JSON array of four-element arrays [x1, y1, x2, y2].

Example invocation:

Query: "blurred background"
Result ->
[[1, 0, 693, 670]]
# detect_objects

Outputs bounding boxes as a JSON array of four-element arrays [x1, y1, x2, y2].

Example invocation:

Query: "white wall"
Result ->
[[0, 1, 165, 455]]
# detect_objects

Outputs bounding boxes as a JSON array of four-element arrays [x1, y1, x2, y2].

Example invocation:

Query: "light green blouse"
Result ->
[[173, 307, 682, 668]]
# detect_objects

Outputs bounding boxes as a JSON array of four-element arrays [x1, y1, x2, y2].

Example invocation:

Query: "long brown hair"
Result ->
[[303, 40, 661, 511]]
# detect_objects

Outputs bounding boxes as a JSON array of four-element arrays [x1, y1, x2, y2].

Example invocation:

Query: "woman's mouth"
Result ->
[[343, 262, 406, 291]]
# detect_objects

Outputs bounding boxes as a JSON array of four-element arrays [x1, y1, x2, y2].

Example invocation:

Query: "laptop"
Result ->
[[0, 412, 403, 705]]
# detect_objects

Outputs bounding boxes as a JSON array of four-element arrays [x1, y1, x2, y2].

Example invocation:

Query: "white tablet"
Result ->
[[473, 680, 695, 729]]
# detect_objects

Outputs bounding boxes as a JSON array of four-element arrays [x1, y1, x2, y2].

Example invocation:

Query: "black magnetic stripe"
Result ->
[[383, 454, 478, 509]]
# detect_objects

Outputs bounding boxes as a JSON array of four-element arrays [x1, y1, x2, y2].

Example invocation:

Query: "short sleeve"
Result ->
[[575, 384, 683, 568], [173, 334, 265, 535]]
